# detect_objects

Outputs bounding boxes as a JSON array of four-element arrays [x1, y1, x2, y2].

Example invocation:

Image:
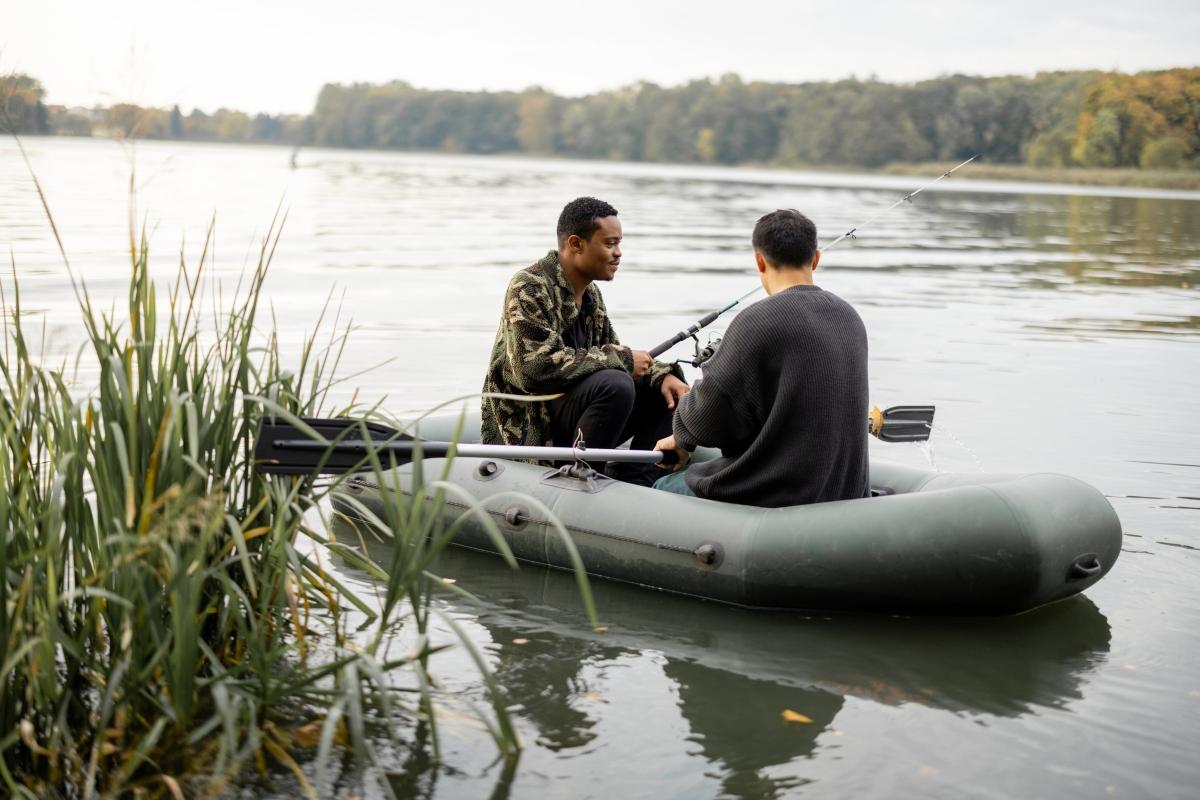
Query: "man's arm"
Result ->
[[670, 316, 758, 453], [503, 273, 633, 393], [672, 379, 755, 453]]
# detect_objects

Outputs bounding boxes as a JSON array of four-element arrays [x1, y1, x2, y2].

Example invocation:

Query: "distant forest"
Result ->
[[3, 68, 1198, 170]]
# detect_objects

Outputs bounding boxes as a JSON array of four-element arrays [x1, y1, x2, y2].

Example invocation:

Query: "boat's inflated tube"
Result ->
[[333, 429, 1121, 616]]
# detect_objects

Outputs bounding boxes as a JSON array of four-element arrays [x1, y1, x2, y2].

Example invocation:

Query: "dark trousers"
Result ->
[[549, 369, 673, 487]]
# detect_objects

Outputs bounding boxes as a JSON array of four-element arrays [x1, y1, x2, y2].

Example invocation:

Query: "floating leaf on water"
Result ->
[[512, 638, 529, 645], [780, 709, 813, 724], [290, 720, 325, 748], [593, 625, 609, 633]]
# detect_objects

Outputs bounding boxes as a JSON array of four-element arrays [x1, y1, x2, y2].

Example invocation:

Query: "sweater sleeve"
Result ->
[[671, 316, 759, 452], [504, 272, 633, 393]]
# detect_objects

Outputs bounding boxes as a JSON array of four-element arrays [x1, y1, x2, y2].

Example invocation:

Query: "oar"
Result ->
[[253, 405, 934, 476]]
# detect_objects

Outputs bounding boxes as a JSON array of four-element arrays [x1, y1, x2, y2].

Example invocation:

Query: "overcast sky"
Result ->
[[6, 0, 1199, 114]]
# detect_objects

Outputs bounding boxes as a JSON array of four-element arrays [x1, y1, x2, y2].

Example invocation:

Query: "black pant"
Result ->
[[549, 369, 673, 487]]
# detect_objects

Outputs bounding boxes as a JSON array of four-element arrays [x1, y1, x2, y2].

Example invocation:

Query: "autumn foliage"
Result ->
[[4, 67, 1199, 171]]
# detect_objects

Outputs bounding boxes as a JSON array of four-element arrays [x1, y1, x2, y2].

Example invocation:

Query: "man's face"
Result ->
[[575, 216, 622, 282]]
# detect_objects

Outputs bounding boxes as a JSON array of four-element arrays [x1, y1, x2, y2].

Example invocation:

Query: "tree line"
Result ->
[[4, 68, 1198, 170]]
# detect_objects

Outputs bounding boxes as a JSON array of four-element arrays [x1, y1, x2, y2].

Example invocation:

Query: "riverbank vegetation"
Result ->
[[0, 164, 535, 794], [4, 67, 1199, 185]]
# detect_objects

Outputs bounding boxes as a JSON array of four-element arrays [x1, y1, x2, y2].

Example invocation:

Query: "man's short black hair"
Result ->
[[752, 209, 818, 268], [557, 197, 618, 247]]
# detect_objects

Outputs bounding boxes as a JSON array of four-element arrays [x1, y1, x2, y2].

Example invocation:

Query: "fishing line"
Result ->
[[649, 155, 979, 358]]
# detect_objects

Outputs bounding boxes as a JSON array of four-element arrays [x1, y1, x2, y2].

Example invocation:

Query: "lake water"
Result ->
[[3, 137, 1199, 798]]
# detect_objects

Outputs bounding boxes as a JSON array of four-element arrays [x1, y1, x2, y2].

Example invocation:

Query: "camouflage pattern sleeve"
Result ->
[[646, 358, 686, 388], [503, 272, 633, 393]]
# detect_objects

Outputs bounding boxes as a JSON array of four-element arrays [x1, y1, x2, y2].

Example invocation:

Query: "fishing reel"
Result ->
[[677, 332, 723, 369]]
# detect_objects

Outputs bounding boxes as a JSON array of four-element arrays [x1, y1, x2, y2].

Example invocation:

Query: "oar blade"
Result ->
[[254, 417, 409, 475], [876, 405, 936, 443]]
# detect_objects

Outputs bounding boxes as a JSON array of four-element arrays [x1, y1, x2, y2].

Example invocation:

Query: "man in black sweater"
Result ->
[[653, 209, 869, 507]]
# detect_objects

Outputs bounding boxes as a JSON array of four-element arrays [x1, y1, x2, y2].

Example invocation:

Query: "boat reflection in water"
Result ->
[[345, 530, 1111, 796]]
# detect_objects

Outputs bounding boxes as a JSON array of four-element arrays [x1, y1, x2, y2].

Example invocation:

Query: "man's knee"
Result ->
[[581, 369, 635, 406]]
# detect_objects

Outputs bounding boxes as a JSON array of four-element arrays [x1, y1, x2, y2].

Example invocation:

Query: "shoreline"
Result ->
[[13, 133, 1200, 193]]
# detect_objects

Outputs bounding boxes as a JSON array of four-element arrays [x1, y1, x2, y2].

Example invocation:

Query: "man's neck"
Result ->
[[559, 256, 591, 307], [763, 267, 815, 296]]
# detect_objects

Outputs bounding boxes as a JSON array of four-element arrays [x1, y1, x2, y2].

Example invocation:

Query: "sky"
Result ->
[[6, 0, 1199, 115]]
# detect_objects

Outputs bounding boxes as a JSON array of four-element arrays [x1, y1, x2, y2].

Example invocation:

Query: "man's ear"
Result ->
[[810, 249, 820, 273], [565, 234, 582, 253], [754, 250, 768, 274]]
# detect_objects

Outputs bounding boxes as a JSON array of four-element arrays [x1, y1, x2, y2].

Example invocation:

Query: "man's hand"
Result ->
[[654, 434, 691, 471], [659, 374, 690, 410], [629, 349, 654, 379]]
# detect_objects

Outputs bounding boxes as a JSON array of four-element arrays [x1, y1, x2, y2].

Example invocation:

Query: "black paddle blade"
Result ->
[[872, 405, 936, 443], [254, 417, 410, 475]]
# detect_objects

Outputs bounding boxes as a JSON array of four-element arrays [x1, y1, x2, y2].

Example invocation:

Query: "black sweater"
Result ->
[[673, 284, 869, 507]]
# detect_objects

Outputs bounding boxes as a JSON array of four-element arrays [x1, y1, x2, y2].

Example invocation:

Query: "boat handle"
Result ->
[[1066, 553, 1102, 581]]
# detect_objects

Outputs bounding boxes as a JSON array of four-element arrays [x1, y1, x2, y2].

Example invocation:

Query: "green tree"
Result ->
[[1072, 108, 1122, 167], [0, 73, 49, 133], [1026, 130, 1073, 167], [516, 90, 559, 154], [1140, 136, 1187, 168], [696, 127, 716, 163]]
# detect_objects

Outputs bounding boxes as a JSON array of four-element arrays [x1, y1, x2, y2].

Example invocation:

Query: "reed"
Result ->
[[0, 202, 528, 796]]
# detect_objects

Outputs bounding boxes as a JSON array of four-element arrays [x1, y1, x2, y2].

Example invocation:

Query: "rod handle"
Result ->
[[649, 310, 721, 358]]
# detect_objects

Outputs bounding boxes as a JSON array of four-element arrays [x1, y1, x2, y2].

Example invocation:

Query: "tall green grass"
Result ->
[[0, 198, 528, 796]]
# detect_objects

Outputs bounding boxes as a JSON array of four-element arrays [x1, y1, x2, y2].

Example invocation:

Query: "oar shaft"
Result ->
[[274, 439, 667, 464]]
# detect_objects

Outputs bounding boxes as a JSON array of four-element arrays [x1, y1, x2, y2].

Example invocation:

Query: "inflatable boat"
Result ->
[[327, 414, 1122, 616]]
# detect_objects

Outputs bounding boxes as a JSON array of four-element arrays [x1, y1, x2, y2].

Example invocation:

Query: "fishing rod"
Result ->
[[648, 155, 979, 359]]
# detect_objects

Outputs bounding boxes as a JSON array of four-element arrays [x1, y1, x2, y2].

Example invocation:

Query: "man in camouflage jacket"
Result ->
[[482, 197, 687, 484]]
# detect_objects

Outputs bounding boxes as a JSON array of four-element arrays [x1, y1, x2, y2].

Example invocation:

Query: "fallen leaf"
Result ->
[[593, 626, 609, 633], [291, 720, 325, 748], [512, 638, 529, 645], [781, 709, 813, 724]]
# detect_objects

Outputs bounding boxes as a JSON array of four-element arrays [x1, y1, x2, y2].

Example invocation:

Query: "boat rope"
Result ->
[[349, 478, 697, 554]]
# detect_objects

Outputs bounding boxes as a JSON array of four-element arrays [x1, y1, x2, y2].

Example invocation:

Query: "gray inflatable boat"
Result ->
[[331, 415, 1122, 616]]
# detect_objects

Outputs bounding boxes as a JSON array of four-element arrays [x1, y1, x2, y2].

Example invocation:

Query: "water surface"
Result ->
[[3, 137, 1198, 799]]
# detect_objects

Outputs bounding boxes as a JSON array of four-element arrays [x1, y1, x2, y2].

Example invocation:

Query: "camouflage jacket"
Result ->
[[481, 250, 682, 447]]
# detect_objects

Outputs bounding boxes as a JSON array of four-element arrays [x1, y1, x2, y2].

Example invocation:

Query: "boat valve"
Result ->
[[693, 543, 723, 568], [475, 460, 503, 481], [504, 506, 529, 529]]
